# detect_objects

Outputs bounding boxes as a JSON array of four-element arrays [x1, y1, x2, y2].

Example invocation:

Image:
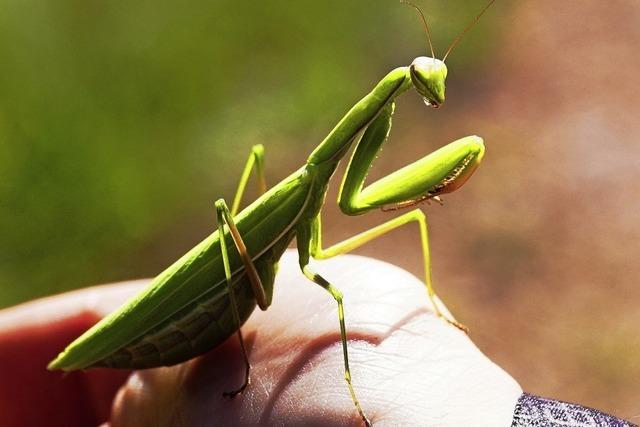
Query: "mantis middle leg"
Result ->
[[307, 209, 466, 332], [295, 210, 444, 426], [296, 228, 372, 427]]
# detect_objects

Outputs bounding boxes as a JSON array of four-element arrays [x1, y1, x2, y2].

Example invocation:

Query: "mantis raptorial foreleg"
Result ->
[[325, 101, 475, 329], [215, 198, 267, 397], [231, 144, 267, 217]]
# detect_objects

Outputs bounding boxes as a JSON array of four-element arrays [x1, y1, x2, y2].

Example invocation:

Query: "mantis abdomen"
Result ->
[[49, 172, 309, 371], [93, 272, 259, 369]]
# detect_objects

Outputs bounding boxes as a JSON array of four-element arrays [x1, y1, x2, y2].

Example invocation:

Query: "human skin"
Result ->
[[0, 250, 522, 426]]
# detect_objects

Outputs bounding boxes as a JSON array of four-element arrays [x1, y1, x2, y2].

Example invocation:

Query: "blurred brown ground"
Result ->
[[314, 1, 640, 420]]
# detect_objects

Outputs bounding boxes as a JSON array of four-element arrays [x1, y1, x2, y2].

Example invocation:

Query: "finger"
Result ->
[[0, 281, 146, 427]]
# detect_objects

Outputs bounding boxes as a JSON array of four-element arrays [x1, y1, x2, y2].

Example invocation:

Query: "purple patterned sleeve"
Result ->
[[511, 393, 638, 427]]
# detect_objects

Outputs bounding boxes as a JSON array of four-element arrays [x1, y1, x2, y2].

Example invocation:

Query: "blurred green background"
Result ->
[[1, 0, 638, 421]]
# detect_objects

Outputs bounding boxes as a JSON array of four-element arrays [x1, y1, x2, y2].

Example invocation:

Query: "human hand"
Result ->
[[0, 250, 522, 426], [0, 280, 136, 426]]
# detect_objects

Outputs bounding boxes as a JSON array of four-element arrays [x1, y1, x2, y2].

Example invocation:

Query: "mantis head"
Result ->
[[402, 0, 496, 109], [410, 57, 447, 108]]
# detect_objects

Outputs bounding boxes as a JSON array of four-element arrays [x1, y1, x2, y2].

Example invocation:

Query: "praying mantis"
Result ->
[[48, 1, 496, 425]]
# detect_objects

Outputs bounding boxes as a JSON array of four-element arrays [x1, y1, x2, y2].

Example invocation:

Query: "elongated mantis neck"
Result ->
[[306, 67, 412, 169]]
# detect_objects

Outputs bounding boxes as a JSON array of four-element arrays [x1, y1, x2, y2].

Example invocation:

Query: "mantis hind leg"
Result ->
[[232, 144, 267, 216], [215, 198, 268, 398]]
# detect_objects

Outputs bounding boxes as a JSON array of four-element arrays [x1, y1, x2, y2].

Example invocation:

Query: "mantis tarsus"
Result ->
[[48, 1, 495, 425]]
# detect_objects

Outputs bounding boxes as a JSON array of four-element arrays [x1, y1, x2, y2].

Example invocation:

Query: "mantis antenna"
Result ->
[[400, 0, 436, 59], [442, 0, 497, 62]]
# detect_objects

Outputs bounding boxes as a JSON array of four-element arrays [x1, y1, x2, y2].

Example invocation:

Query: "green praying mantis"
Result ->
[[48, 1, 496, 425]]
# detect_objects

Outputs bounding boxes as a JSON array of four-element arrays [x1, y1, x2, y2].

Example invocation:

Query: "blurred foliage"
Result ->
[[0, 0, 499, 308]]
